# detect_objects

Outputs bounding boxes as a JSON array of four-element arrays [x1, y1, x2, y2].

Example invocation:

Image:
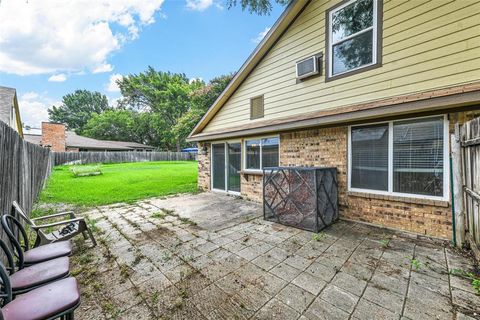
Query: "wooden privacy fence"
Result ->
[[0, 121, 52, 221], [460, 117, 480, 260], [52, 150, 196, 166]]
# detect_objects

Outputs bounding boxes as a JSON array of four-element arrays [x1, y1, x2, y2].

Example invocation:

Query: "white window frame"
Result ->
[[243, 135, 280, 173], [347, 115, 449, 201], [211, 140, 242, 196], [328, 0, 378, 78]]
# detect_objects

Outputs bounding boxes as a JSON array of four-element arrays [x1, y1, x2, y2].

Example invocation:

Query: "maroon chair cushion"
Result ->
[[24, 241, 72, 265], [10, 257, 70, 290], [1, 277, 80, 320]]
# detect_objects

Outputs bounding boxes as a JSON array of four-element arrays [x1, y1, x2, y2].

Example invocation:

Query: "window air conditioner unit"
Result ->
[[296, 54, 322, 80]]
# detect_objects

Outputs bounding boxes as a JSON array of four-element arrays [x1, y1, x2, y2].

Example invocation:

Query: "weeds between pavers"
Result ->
[[450, 268, 480, 295], [411, 258, 422, 270], [151, 208, 197, 226], [312, 232, 326, 241], [152, 211, 166, 219], [101, 301, 121, 319]]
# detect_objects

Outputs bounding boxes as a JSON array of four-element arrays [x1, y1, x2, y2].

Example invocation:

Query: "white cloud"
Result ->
[[252, 27, 271, 44], [186, 0, 213, 11], [48, 74, 67, 82], [18, 92, 60, 127], [106, 73, 123, 92], [0, 0, 165, 76], [92, 64, 114, 74]]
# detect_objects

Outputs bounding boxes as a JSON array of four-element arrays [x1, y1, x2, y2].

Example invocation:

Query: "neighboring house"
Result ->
[[188, 0, 480, 240], [0, 86, 23, 137], [24, 122, 155, 152]]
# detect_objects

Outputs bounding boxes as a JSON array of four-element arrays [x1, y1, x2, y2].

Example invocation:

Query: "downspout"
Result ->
[[450, 156, 457, 247]]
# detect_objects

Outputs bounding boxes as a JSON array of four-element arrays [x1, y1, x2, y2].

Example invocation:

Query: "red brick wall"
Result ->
[[41, 122, 66, 152]]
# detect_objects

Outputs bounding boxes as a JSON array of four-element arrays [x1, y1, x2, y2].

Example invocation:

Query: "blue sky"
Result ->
[[0, 0, 284, 127]]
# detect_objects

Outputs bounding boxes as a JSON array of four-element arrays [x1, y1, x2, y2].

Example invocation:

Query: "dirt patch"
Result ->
[[135, 226, 175, 242]]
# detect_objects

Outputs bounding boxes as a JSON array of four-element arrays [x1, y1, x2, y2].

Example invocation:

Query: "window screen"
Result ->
[[351, 123, 388, 191], [393, 117, 444, 196], [212, 144, 225, 190], [262, 137, 279, 168], [245, 137, 279, 170], [246, 139, 261, 169], [250, 96, 264, 120]]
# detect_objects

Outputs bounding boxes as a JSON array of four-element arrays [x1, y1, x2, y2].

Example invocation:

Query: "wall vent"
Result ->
[[250, 95, 264, 120]]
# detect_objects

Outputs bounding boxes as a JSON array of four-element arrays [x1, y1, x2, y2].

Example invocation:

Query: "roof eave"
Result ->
[[187, 89, 480, 142]]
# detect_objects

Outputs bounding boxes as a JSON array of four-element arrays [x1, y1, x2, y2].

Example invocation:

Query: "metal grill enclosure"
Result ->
[[263, 167, 338, 232]]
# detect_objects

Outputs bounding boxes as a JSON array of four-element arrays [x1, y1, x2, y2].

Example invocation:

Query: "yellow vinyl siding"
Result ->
[[203, 0, 480, 133]]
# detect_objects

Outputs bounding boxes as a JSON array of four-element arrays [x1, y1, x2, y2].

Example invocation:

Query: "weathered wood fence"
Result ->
[[461, 117, 480, 260], [1, 119, 196, 221], [0, 121, 52, 221], [52, 150, 196, 166]]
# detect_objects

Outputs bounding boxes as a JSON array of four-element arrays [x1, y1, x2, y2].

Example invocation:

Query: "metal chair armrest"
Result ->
[[34, 217, 85, 229], [31, 211, 76, 222]]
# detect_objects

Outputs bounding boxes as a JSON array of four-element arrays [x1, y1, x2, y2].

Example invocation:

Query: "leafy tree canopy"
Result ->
[[59, 69, 232, 151], [48, 90, 110, 133], [172, 73, 234, 147], [82, 109, 136, 142]]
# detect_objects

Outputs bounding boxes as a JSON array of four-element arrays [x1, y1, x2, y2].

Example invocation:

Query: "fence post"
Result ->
[[451, 132, 465, 246]]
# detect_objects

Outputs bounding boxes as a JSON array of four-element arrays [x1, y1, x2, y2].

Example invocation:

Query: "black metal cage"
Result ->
[[263, 167, 338, 232]]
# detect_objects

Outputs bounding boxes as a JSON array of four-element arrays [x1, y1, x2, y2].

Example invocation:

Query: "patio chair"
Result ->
[[0, 238, 70, 295], [12, 201, 96, 247], [1, 214, 72, 267], [0, 262, 80, 320]]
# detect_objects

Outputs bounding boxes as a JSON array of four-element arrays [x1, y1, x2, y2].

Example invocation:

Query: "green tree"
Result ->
[[48, 90, 110, 133], [82, 109, 136, 142], [226, 0, 289, 15], [173, 74, 234, 147], [117, 67, 195, 151]]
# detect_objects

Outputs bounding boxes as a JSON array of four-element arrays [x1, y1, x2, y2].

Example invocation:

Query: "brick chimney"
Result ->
[[41, 122, 66, 152]]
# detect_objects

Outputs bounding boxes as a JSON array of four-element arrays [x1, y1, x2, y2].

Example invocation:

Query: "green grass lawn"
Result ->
[[39, 161, 198, 207]]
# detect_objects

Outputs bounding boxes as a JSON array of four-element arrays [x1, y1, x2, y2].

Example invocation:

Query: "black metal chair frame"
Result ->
[[2, 214, 72, 268], [0, 262, 78, 320], [0, 238, 70, 295], [1, 214, 31, 268]]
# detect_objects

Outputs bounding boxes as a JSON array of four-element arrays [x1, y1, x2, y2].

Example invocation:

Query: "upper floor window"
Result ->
[[250, 95, 264, 120], [327, 0, 382, 79]]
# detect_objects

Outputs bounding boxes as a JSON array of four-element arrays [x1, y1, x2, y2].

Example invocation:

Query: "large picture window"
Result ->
[[245, 137, 279, 170], [327, 0, 381, 78], [349, 116, 447, 199]]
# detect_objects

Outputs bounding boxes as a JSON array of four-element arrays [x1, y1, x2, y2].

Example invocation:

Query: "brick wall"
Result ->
[[197, 142, 211, 191], [240, 174, 263, 202], [41, 122, 66, 152], [198, 111, 480, 239], [278, 125, 453, 239]]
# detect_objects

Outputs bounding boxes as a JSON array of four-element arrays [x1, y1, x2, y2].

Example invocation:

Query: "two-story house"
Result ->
[[188, 0, 480, 240]]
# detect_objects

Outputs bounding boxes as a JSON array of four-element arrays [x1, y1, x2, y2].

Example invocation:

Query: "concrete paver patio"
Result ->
[[74, 193, 480, 320]]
